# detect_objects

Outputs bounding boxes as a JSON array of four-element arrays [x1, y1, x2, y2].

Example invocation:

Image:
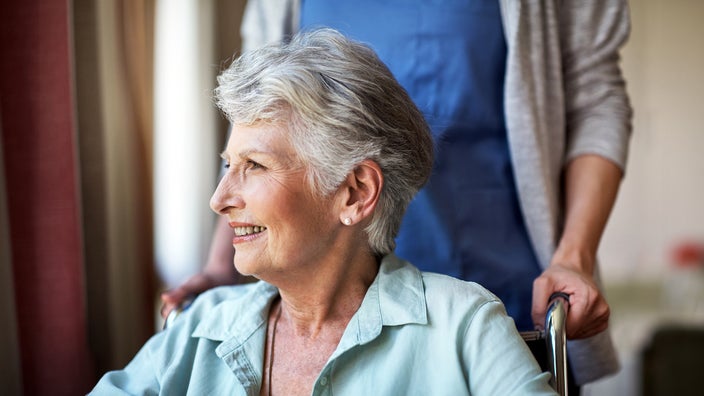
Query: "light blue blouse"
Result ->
[[91, 255, 556, 395]]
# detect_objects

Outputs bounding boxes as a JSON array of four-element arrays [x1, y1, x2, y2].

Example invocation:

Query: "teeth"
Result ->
[[234, 226, 267, 236]]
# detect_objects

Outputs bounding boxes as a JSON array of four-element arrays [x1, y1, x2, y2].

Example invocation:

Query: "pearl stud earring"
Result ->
[[343, 218, 352, 225]]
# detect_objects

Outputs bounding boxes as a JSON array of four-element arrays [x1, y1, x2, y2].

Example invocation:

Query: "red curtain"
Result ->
[[0, 1, 95, 394], [1, 1, 245, 393]]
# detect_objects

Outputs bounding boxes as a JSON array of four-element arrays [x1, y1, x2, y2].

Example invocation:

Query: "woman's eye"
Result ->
[[246, 160, 263, 170]]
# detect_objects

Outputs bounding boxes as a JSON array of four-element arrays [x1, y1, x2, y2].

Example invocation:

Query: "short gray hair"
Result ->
[[215, 28, 433, 256]]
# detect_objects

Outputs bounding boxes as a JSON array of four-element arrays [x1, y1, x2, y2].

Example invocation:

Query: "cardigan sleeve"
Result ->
[[559, 0, 633, 171]]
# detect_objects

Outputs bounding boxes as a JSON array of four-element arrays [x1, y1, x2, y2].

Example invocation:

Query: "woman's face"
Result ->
[[210, 122, 342, 278]]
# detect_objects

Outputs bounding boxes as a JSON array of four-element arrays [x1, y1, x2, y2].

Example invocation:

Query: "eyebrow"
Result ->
[[220, 147, 290, 165]]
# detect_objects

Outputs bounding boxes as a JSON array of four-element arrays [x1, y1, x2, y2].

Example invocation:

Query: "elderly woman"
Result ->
[[92, 29, 556, 395]]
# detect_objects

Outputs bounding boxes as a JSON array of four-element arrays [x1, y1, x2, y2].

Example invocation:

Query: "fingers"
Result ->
[[532, 266, 610, 340], [158, 270, 241, 319], [160, 287, 189, 319], [158, 274, 212, 319], [160, 300, 178, 319], [564, 289, 609, 339]]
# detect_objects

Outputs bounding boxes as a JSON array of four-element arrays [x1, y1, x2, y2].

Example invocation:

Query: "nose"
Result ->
[[210, 173, 244, 215]]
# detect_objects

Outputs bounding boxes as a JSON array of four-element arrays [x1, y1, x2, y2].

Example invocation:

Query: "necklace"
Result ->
[[267, 300, 283, 396]]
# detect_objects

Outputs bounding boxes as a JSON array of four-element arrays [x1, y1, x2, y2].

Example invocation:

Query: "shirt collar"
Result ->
[[192, 281, 278, 343], [191, 254, 428, 345]]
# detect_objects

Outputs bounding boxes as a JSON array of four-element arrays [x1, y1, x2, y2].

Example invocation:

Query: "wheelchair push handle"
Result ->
[[520, 292, 570, 396], [545, 293, 569, 396]]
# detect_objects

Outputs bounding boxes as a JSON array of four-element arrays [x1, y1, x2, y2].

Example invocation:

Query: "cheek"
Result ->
[[242, 178, 281, 213], [247, 176, 334, 242], [270, 195, 324, 239]]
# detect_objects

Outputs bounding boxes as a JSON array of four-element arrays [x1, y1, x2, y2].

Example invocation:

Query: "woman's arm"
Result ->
[[532, 154, 622, 339], [532, 0, 632, 340]]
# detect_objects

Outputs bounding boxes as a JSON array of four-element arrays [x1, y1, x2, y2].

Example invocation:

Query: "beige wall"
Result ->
[[590, 3, 704, 393], [600, 0, 704, 283]]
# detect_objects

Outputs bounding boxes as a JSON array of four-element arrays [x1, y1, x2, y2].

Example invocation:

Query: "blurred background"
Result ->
[[0, 1, 702, 395]]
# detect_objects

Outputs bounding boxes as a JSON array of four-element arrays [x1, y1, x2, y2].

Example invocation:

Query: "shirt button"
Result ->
[[320, 376, 328, 386]]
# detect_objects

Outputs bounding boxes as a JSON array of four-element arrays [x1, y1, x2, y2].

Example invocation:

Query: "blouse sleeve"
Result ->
[[89, 345, 160, 395], [463, 300, 557, 395]]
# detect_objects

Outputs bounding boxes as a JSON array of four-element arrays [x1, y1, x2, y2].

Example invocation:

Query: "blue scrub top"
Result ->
[[301, 0, 542, 331]]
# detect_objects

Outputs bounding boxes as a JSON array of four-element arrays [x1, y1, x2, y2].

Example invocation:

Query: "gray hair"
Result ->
[[215, 28, 433, 256]]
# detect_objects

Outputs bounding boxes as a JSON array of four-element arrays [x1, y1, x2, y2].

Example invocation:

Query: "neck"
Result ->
[[275, 251, 379, 338]]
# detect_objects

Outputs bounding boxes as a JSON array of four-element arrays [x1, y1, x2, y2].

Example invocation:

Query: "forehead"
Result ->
[[226, 122, 294, 157]]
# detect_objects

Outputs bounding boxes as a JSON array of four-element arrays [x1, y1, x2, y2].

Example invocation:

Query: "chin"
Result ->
[[233, 262, 255, 277], [233, 255, 262, 278]]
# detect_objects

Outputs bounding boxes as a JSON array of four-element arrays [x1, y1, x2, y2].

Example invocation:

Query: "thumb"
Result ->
[[161, 286, 188, 305], [531, 276, 555, 330]]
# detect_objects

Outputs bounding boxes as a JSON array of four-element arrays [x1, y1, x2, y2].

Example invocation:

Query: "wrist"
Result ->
[[551, 242, 595, 275]]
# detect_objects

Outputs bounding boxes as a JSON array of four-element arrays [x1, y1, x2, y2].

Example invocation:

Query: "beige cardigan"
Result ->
[[239, 0, 633, 384]]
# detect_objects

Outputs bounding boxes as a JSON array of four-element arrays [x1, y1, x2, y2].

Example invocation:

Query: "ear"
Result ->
[[337, 159, 383, 226]]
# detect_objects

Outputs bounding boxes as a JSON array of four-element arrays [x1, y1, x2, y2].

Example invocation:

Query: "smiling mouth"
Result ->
[[233, 226, 267, 236]]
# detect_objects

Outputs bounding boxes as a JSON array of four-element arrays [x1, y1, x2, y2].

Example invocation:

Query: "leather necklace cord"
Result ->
[[267, 300, 283, 396]]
